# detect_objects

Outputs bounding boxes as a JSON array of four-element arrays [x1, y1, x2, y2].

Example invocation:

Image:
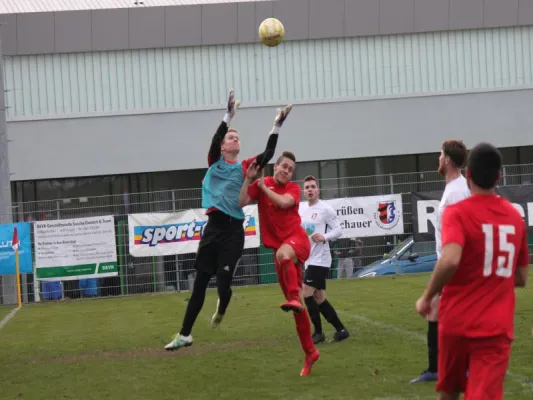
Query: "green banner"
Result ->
[[36, 262, 118, 280]]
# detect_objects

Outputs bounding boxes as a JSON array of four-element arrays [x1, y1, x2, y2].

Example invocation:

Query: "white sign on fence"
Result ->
[[318, 194, 404, 238], [128, 205, 261, 257], [34, 216, 118, 281]]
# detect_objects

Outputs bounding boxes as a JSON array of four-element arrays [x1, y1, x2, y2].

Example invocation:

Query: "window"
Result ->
[[293, 161, 319, 184], [519, 146, 533, 164], [417, 152, 440, 173], [319, 160, 339, 199], [338, 157, 376, 197], [498, 147, 518, 166]]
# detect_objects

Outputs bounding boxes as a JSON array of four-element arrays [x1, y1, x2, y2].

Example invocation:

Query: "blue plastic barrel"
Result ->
[[79, 278, 98, 296], [42, 281, 62, 300]]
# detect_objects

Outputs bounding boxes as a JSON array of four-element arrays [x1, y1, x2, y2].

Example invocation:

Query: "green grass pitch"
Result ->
[[0, 272, 532, 400]]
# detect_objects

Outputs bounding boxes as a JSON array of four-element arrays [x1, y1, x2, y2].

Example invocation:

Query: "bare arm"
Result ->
[[423, 243, 462, 299], [515, 225, 530, 288], [259, 184, 295, 209], [239, 176, 254, 208]]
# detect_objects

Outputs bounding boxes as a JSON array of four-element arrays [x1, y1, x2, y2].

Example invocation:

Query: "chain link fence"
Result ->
[[1, 164, 532, 305]]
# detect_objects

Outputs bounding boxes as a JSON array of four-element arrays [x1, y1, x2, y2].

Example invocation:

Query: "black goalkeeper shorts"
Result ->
[[194, 210, 245, 277]]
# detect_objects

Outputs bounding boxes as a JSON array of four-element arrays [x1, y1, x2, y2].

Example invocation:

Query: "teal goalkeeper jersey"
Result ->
[[202, 157, 254, 220]]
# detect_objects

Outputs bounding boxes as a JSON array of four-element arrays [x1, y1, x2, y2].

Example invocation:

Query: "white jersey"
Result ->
[[435, 175, 471, 258], [299, 200, 343, 268]]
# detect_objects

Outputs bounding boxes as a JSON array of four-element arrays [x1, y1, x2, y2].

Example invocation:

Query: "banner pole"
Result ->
[[15, 249, 22, 308]]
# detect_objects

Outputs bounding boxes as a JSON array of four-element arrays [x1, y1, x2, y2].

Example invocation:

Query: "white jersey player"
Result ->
[[411, 140, 470, 384], [299, 175, 349, 344]]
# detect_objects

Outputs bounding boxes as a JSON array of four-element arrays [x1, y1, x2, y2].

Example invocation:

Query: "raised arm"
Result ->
[[208, 90, 241, 166], [254, 105, 293, 169], [239, 161, 261, 208]]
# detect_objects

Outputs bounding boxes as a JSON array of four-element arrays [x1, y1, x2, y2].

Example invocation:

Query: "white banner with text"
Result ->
[[320, 194, 404, 238], [128, 205, 261, 257]]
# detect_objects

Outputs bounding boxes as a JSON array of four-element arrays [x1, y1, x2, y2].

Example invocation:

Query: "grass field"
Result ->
[[0, 273, 532, 400], [0, 305, 14, 321]]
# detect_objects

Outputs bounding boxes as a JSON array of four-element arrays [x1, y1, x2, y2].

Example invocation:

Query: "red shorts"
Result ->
[[273, 232, 311, 290], [437, 333, 511, 399], [282, 231, 311, 265]]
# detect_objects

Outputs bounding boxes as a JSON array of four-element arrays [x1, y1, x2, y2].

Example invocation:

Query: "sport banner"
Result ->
[[128, 205, 260, 257], [320, 194, 404, 238], [0, 222, 33, 275], [34, 216, 118, 281], [411, 185, 533, 241]]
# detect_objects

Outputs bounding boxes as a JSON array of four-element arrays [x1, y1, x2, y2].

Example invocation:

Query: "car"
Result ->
[[354, 236, 437, 278]]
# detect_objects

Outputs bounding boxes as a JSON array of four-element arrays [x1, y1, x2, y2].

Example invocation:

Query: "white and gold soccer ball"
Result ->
[[258, 18, 285, 47]]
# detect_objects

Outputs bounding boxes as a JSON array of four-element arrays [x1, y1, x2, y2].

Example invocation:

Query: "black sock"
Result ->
[[179, 271, 212, 336], [304, 296, 322, 334], [427, 321, 438, 373], [318, 299, 345, 332], [216, 270, 233, 315]]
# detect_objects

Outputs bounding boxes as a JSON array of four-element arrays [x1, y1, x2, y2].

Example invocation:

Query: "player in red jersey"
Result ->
[[416, 142, 530, 400], [238, 151, 320, 377]]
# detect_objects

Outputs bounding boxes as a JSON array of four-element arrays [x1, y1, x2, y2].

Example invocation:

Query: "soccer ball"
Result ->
[[258, 18, 285, 47]]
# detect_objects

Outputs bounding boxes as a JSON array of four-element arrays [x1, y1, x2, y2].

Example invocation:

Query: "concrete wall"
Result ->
[[0, 37, 17, 304], [7, 88, 533, 181], [1, 0, 531, 56]]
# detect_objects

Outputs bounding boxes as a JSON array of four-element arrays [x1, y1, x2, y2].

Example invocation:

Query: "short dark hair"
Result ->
[[442, 140, 468, 168], [303, 175, 318, 186], [467, 142, 502, 189], [276, 151, 296, 164]]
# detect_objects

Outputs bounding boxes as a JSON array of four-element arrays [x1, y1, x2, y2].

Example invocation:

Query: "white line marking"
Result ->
[[0, 307, 20, 332], [340, 312, 533, 393]]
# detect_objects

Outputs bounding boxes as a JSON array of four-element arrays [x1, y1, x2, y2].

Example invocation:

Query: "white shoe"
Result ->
[[211, 299, 224, 328], [164, 334, 193, 351]]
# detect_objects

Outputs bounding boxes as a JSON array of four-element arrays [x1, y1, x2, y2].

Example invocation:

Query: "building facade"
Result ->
[[1, 0, 533, 205]]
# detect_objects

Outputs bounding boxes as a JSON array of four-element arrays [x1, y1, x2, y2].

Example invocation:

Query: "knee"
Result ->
[[275, 249, 290, 264], [313, 290, 325, 304], [302, 284, 314, 298]]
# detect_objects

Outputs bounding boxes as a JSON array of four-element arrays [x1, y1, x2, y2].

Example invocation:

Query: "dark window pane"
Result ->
[[294, 161, 319, 183], [319, 160, 339, 199]]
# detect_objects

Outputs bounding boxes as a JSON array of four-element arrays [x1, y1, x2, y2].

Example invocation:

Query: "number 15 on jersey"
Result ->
[[482, 224, 516, 278]]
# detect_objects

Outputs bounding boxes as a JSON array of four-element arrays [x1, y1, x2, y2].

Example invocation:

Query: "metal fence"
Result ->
[[2, 163, 533, 305]]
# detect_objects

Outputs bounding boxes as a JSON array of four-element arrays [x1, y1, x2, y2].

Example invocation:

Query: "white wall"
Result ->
[[7, 88, 533, 181]]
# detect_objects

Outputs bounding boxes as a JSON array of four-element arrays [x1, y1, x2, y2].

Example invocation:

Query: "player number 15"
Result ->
[[482, 224, 515, 278]]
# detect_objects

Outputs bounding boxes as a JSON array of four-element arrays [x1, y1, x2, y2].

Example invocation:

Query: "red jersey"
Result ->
[[439, 194, 530, 340], [248, 176, 306, 249]]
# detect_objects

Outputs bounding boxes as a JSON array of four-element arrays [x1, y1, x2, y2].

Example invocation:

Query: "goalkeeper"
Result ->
[[165, 89, 292, 351]]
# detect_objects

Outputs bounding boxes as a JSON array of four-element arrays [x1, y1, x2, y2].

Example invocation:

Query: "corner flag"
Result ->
[[12, 227, 19, 251]]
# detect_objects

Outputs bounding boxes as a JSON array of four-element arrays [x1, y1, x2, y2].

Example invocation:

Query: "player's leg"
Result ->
[[311, 267, 349, 342], [164, 229, 217, 350], [276, 244, 305, 312], [316, 292, 349, 342], [411, 293, 440, 382], [464, 336, 511, 400], [435, 333, 467, 399], [211, 225, 245, 328], [278, 237, 319, 376], [302, 266, 324, 343]]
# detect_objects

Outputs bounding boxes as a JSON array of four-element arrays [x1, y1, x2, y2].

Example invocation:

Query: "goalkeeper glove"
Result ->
[[223, 89, 241, 124], [271, 104, 293, 134]]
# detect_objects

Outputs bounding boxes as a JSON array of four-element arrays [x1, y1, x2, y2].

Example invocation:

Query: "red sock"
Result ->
[[293, 309, 315, 355], [279, 259, 299, 301]]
